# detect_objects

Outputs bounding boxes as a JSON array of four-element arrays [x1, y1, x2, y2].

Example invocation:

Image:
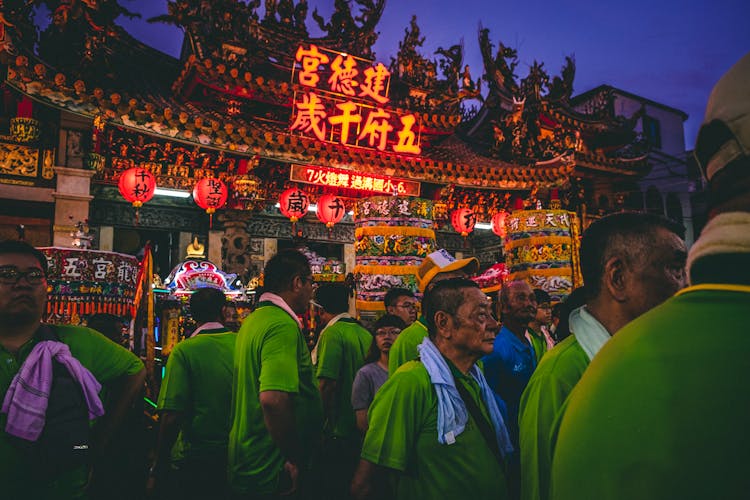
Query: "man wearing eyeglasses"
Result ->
[[0, 240, 145, 499], [384, 288, 417, 327]]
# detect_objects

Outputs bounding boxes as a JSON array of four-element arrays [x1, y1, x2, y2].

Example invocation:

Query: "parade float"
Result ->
[[40, 246, 139, 325], [353, 196, 436, 321]]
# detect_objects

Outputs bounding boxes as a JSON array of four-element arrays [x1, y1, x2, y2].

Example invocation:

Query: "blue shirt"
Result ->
[[482, 325, 537, 446]]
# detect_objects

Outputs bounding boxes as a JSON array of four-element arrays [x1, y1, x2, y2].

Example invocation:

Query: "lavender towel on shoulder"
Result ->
[[1, 340, 105, 441]]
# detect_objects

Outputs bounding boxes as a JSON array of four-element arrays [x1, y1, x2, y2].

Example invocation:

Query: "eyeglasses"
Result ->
[[395, 302, 418, 310], [0, 267, 46, 285], [375, 328, 401, 336]]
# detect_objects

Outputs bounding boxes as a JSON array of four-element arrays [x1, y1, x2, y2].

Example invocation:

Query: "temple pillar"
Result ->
[[263, 238, 278, 265], [344, 243, 355, 314], [208, 229, 223, 264], [99, 226, 114, 251], [51, 166, 94, 247]]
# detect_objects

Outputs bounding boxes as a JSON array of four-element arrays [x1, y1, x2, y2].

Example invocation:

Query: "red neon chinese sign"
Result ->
[[291, 44, 421, 155], [290, 164, 420, 197]]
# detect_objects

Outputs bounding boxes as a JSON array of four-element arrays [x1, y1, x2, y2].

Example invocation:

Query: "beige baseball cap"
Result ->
[[416, 249, 480, 292], [694, 51, 750, 181]]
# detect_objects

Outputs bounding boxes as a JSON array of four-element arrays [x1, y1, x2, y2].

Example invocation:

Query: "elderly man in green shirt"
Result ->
[[388, 249, 479, 375], [352, 278, 512, 500], [0, 240, 145, 499], [149, 287, 236, 498], [314, 283, 372, 499], [228, 249, 323, 498], [518, 212, 687, 500], [551, 52, 750, 500]]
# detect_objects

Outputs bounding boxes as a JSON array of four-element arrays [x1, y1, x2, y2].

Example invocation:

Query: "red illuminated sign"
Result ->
[[290, 164, 420, 197], [290, 44, 421, 155]]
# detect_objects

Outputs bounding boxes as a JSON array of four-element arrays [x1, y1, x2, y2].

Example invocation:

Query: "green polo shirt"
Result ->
[[316, 317, 372, 440], [157, 329, 236, 462], [551, 287, 750, 499], [527, 328, 548, 364], [362, 359, 508, 500], [0, 325, 144, 499], [518, 335, 589, 500], [228, 302, 323, 494], [388, 318, 428, 375]]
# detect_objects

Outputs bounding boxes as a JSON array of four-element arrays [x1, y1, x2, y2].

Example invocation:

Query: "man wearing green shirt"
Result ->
[[228, 249, 323, 498], [518, 213, 687, 500], [551, 53, 750, 500], [352, 278, 511, 500], [0, 240, 145, 499], [150, 287, 236, 498], [388, 249, 479, 375], [314, 283, 372, 499]]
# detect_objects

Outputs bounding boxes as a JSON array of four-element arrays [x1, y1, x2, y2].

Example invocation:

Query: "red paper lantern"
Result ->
[[193, 178, 229, 213], [279, 187, 310, 222], [450, 208, 476, 237], [118, 168, 156, 208], [316, 194, 346, 229], [491, 211, 507, 239]]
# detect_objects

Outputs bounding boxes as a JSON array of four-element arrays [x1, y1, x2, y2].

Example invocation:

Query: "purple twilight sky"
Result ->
[[114, 0, 748, 150]]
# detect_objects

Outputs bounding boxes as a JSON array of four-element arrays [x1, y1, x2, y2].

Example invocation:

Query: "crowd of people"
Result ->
[[0, 52, 747, 499]]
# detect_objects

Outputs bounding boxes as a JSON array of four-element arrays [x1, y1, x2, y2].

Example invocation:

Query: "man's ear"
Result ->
[[433, 310, 452, 339], [603, 255, 628, 302], [291, 274, 304, 292]]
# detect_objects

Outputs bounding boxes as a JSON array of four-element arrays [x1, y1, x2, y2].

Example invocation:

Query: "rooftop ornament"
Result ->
[[231, 173, 266, 211]]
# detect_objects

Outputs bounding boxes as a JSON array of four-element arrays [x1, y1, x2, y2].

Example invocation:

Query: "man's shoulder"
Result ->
[[396, 321, 428, 343], [391, 360, 430, 384], [175, 331, 237, 354], [530, 336, 588, 387]]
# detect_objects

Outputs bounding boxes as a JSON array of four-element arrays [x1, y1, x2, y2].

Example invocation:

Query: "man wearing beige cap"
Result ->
[[388, 249, 479, 375], [551, 52, 750, 500]]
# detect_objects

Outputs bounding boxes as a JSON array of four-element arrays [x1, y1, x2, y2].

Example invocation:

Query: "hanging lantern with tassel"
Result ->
[[491, 211, 507, 239], [316, 194, 346, 236], [450, 208, 476, 237], [193, 178, 228, 228], [118, 167, 156, 224], [279, 187, 310, 234]]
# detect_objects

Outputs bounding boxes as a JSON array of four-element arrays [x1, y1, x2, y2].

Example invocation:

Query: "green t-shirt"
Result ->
[[157, 329, 236, 462], [316, 317, 372, 440], [228, 302, 323, 494], [527, 328, 548, 364], [518, 335, 589, 500], [0, 325, 144, 499], [551, 287, 750, 499], [388, 318, 428, 376], [362, 360, 508, 500]]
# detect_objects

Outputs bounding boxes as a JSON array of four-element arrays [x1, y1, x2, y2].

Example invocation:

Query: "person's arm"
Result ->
[[351, 459, 389, 500], [146, 410, 182, 494], [355, 409, 369, 434], [93, 367, 146, 452], [319, 377, 338, 425], [260, 390, 303, 495]]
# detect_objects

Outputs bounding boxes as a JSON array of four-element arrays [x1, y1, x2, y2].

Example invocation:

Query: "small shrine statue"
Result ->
[[186, 236, 206, 259]]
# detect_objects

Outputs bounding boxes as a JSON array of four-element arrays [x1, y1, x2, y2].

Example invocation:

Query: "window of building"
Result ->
[[643, 115, 662, 149]]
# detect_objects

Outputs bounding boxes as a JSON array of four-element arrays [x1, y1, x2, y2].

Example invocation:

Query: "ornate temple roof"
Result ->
[[1, 0, 653, 218]]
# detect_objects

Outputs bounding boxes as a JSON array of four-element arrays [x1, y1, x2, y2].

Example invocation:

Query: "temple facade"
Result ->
[[0, 0, 694, 283]]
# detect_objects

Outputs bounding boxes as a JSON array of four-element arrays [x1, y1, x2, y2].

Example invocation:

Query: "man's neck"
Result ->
[[585, 299, 623, 336], [436, 341, 478, 375], [0, 322, 39, 353], [503, 319, 528, 342], [527, 320, 541, 332]]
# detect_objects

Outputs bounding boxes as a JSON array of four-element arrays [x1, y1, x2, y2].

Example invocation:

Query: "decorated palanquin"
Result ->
[[503, 210, 583, 302], [353, 196, 436, 316], [39, 247, 139, 325], [472, 262, 510, 294]]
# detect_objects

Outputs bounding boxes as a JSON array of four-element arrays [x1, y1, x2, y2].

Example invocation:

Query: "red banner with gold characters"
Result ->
[[290, 164, 420, 196], [290, 44, 421, 154]]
